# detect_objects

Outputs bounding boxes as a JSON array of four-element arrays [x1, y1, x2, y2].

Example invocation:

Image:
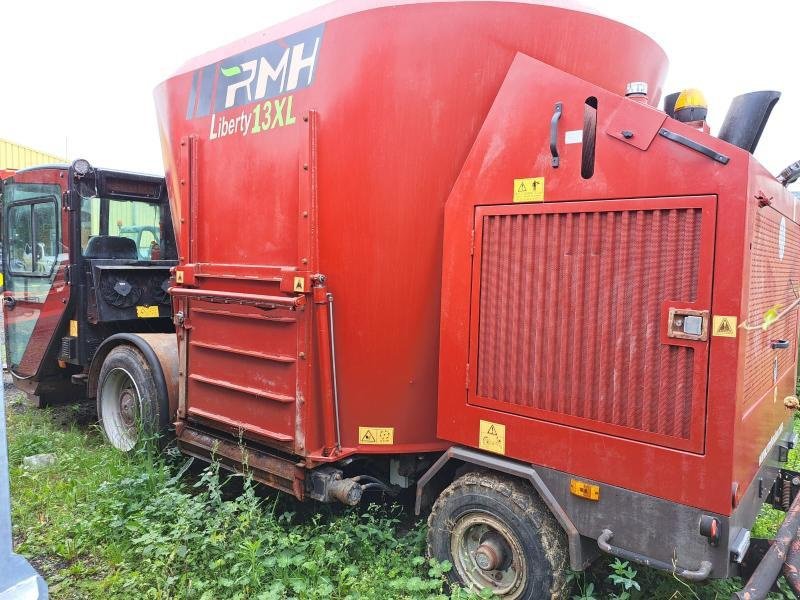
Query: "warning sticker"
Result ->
[[69, 320, 78, 337], [513, 178, 544, 203], [479, 420, 506, 455], [293, 276, 305, 293], [359, 427, 394, 445], [712, 315, 737, 338]]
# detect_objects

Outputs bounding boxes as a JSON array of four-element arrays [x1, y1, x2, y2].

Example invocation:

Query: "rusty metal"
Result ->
[[168, 287, 305, 309], [177, 425, 305, 499], [136, 333, 179, 419], [734, 487, 800, 600], [328, 478, 363, 505], [597, 529, 712, 581], [783, 535, 800, 596]]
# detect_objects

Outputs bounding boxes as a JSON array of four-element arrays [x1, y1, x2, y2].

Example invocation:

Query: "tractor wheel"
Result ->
[[96, 345, 166, 452], [427, 471, 569, 600]]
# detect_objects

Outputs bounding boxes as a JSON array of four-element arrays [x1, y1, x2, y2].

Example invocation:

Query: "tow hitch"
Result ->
[[735, 469, 800, 599]]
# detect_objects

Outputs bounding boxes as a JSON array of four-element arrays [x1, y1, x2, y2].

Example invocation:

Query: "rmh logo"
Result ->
[[185, 24, 324, 120]]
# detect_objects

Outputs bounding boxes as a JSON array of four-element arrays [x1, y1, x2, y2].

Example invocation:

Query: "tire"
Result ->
[[427, 471, 569, 600], [96, 345, 166, 452]]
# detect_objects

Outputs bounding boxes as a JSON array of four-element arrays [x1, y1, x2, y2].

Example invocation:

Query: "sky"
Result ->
[[1, 1, 798, 179]]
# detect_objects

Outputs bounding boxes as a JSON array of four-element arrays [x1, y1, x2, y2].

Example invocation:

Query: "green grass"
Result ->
[[4, 389, 798, 599], [6, 393, 466, 600]]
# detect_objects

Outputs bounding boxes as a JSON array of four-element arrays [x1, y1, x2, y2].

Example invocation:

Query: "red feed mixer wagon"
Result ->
[[151, 0, 800, 596]]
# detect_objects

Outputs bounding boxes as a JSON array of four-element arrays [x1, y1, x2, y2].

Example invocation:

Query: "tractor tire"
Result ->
[[96, 345, 167, 452], [427, 471, 570, 600]]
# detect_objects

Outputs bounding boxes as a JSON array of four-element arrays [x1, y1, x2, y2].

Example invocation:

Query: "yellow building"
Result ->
[[0, 138, 65, 170]]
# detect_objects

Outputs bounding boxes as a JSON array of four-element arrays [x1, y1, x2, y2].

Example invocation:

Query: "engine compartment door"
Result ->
[[467, 196, 716, 453]]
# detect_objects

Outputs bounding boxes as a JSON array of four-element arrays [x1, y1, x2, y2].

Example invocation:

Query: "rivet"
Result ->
[[303, 116, 309, 122], [621, 130, 634, 139], [301, 258, 308, 265], [303, 164, 309, 171], [299, 352, 306, 359], [302, 211, 309, 218]]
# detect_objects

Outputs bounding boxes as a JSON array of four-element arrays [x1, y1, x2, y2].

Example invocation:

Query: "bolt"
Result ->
[[621, 130, 634, 139], [303, 163, 309, 171], [303, 115, 309, 122], [303, 211, 309, 218], [299, 352, 306, 359], [301, 258, 308, 265]]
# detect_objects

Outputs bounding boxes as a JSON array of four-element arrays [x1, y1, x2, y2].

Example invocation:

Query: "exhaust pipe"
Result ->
[[718, 90, 781, 154]]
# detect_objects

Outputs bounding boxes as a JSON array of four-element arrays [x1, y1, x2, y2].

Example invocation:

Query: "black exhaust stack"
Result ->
[[718, 91, 781, 154]]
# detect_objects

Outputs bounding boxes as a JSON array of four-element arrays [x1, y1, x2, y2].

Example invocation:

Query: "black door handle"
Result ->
[[772, 339, 790, 350], [550, 102, 562, 168]]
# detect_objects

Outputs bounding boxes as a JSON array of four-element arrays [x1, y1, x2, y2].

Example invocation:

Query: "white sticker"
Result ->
[[564, 130, 583, 145], [759, 422, 784, 465], [779, 216, 786, 260]]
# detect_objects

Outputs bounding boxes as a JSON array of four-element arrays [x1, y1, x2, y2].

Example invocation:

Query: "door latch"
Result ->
[[667, 308, 709, 341]]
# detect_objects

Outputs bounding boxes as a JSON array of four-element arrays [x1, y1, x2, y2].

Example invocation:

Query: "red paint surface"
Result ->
[[157, 1, 668, 460], [156, 0, 794, 518], [438, 53, 794, 516]]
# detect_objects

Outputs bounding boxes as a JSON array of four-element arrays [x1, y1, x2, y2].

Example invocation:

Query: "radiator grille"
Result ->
[[476, 207, 702, 441], [743, 208, 800, 409]]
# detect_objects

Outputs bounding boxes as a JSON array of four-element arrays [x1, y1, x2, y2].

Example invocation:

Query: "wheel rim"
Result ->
[[100, 367, 142, 451], [451, 511, 527, 598]]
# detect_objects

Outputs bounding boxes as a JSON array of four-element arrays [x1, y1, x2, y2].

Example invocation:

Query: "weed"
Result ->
[[6, 391, 800, 599]]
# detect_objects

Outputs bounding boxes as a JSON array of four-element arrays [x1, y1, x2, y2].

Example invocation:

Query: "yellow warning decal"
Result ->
[[359, 427, 394, 445], [293, 276, 305, 293], [136, 305, 160, 318], [513, 177, 544, 203], [479, 420, 506, 455], [712, 315, 737, 337], [175, 270, 184, 284], [69, 320, 78, 337]]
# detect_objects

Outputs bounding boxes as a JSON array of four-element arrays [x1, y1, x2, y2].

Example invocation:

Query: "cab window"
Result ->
[[7, 199, 58, 275]]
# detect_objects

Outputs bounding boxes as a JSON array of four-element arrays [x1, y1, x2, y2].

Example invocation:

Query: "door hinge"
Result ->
[[465, 363, 470, 389], [63, 190, 77, 212], [470, 229, 475, 256]]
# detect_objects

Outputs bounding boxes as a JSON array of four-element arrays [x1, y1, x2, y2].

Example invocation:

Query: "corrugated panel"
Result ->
[[185, 299, 300, 446], [476, 207, 701, 442], [0, 139, 65, 170], [743, 208, 800, 410]]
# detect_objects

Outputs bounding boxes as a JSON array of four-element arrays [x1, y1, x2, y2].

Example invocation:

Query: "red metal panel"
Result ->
[[469, 198, 714, 452], [184, 297, 303, 451], [436, 51, 756, 515], [742, 207, 800, 416], [156, 1, 669, 459]]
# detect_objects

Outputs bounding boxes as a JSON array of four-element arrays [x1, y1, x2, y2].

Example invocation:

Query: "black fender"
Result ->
[[415, 446, 589, 571]]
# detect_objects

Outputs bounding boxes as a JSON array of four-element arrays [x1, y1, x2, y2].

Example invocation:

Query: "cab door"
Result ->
[[2, 182, 68, 378]]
